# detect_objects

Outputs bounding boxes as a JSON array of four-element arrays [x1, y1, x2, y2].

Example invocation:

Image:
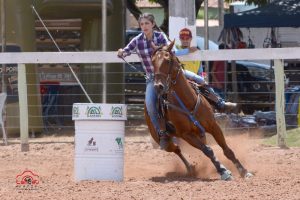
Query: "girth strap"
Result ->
[[165, 91, 205, 136], [191, 93, 202, 117]]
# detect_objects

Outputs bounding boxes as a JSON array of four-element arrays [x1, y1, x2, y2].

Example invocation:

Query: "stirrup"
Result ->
[[158, 130, 169, 138], [158, 130, 170, 150], [221, 102, 237, 113]]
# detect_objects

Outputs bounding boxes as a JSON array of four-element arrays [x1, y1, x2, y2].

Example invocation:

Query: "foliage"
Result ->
[[197, 8, 220, 20], [225, 0, 268, 7], [262, 127, 300, 147], [126, 0, 268, 32], [126, 0, 203, 33]]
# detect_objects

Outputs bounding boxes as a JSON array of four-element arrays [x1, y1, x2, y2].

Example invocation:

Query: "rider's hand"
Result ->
[[189, 47, 198, 53], [150, 41, 159, 51], [117, 49, 124, 58]]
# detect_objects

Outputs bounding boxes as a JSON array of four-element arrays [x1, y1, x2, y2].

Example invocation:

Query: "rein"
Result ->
[[119, 56, 138, 71], [154, 49, 182, 93], [118, 54, 147, 78]]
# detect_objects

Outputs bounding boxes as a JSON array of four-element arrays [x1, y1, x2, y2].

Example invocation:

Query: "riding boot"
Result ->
[[158, 130, 171, 150], [198, 84, 237, 113], [216, 99, 237, 113]]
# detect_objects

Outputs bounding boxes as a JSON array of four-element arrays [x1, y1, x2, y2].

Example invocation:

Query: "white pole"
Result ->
[[102, 0, 107, 103], [18, 64, 29, 152], [218, 0, 224, 27], [1, 0, 8, 146], [1, 0, 6, 93], [204, 0, 209, 82], [274, 59, 287, 148], [204, 0, 209, 50]]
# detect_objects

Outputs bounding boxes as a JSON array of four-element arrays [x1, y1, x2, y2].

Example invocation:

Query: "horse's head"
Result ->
[[152, 40, 181, 95]]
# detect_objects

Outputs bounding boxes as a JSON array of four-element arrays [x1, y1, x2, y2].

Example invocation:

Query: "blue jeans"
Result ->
[[145, 71, 205, 134], [185, 70, 225, 109], [212, 88, 225, 99], [184, 70, 205, 84], [145, 78, 161, 134]]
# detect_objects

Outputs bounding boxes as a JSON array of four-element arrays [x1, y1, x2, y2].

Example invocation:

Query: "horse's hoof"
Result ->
[[187, 165, 196, 177], [221, 170, 233, 181], [244, 172, 254, 179]]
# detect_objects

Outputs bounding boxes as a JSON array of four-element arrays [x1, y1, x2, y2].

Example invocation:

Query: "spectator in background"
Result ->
[[211, 43, 226, 99], [175, 28, 204, 76]]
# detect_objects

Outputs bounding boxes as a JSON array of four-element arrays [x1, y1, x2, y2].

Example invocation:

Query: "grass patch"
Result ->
[[263, 127, 300, 147]]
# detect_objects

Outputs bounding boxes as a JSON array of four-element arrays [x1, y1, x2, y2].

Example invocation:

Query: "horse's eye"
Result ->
[[164, 52, 170, 59]]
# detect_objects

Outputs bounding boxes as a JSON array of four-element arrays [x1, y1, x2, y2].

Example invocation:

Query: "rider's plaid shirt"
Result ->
[[123, 31, 168, 76]]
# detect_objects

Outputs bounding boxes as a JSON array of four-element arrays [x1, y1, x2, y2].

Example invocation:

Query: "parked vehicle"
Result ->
[[224, 60, 274, 114]]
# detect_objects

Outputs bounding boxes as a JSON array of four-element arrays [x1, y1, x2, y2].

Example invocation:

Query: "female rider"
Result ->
[[117, 13, 236, 150]]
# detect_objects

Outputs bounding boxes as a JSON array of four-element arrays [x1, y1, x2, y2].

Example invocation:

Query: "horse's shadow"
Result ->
[[150, 172, 218, 183]]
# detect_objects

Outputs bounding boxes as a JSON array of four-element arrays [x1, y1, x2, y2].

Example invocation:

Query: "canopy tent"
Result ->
[[224, 0, 300, 28]]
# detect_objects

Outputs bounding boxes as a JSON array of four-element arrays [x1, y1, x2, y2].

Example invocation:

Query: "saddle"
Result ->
[[188, 81, 222, 107]]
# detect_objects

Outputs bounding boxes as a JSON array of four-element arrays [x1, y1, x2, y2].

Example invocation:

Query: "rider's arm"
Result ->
[[173, 44, 190, 56], [184, 70, 205, 85], [120, 34, 139, 57], [174, 47, 190, 56]]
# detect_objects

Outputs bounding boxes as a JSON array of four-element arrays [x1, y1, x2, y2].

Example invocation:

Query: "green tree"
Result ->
[[126, 0, 204, 33], [126, 0, 268, 33], [225, 0, 268, 7]]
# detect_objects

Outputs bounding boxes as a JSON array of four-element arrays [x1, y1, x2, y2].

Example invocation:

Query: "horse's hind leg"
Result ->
[[182, 134, 233, 180], [209, 123, 253, 178]]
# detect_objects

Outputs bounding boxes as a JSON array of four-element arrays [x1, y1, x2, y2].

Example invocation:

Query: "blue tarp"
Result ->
[[224, 0, 300, 28]]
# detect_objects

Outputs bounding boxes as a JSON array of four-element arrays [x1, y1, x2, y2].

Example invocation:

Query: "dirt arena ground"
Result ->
[[0, 126, 300, 200]]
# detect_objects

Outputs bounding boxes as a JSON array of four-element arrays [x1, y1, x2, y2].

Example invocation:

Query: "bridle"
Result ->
[[153, 48, 183, 94]]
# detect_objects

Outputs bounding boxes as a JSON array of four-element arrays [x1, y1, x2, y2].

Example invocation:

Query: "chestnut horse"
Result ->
[[144, 41, 253, 180]]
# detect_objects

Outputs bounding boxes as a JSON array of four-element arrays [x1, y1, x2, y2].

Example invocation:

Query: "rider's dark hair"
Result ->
[[138, 13, 160, 31], [138, 13, 155, 24]]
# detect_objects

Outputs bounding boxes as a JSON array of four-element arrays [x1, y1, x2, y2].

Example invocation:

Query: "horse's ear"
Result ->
[[167, 39, 175, 52]]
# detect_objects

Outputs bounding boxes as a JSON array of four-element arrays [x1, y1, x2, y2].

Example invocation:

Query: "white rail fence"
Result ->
[[1, 47, 300, 149], [0, 48, 299, 64]]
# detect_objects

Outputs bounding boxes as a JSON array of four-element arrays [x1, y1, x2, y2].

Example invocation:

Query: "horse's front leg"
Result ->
[[145, 106, 194, 176], [157, 134, 195, 176], [159, 122, 195, 176], [172, 144, 195, 176]]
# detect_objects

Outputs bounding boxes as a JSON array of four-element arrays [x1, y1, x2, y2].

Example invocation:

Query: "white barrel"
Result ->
[[72, 103, 127, 181]]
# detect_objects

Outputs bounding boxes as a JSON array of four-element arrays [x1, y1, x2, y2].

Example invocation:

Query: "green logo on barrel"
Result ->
[[111, 106, 123, 118], [115, 137, 123, 149], [86, 106, 102, 118], [73, 106, 79, 118]]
